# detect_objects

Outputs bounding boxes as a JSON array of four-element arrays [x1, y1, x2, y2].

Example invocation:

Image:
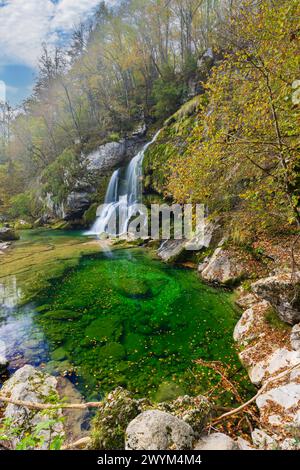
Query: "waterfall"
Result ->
[[87, 131, 160, 237]]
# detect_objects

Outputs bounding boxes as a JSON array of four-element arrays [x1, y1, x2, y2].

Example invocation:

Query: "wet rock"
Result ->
[[125, 410, 195, 450], [0, 242, 11, 254], [194, 433, 237, 450], [0, 228, 19, 242], [251, 272, 300, 325]]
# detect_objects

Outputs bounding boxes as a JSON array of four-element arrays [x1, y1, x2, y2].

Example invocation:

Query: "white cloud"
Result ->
[[0, 0, 112, 68]]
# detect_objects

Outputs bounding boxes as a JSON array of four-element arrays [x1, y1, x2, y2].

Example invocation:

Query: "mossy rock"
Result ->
[[113, 277, 152, 299], [83, 203, 98, 227], [85, 316, 123, 342], [43, 309, 81, 320], [35, 304, 52, 313], [123, 332, 146, 357], [98, 342, 126, 362], [90, 388, 144, 450], [51, 347, 68, 361]]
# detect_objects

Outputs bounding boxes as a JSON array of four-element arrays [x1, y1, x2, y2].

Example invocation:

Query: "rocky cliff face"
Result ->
[[41, 134, 147, 224]]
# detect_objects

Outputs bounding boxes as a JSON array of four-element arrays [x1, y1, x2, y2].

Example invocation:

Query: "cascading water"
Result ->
[[87, 131, 160, 237]]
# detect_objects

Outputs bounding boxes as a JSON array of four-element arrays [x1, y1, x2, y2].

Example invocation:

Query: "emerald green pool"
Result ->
[[0, 231, 251, 403]]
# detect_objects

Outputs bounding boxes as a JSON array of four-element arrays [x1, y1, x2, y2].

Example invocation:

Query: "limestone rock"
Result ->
[[290, 324, 300, 351], [194, 433, 237, 450], [91, 387, 145, 450], [200, 247, 245, 285], [251, 272, 300, 325], [0, 365, 64, 450], [125, 410, 195, 450], [233, 301, 270, 346], [157, 395, 211, 437], [157, 240, 185, 263], [249, 348, 300, 385], [251, 429, 278, 450]]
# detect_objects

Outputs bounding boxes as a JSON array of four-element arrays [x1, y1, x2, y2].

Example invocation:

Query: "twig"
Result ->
[[213, 362, 300, 424], [0, 396, 103, 411]]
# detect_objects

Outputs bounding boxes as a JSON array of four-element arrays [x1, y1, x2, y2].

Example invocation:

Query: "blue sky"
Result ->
[[0, 0, 114, 105]]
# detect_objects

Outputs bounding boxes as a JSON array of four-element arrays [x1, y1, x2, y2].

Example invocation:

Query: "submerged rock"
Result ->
[[194, 432, 237, 450], [125, 410, 195, 450], [251, 272, 300, 325]]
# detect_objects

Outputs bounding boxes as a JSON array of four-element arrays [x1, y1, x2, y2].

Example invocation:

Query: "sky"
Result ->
[[0, 0, 114, 105]]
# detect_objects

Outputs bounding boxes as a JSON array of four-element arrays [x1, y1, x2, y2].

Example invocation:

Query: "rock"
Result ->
[[41, 135, 146, 222], [91, 388, 145, 450], [256, 381, 300, 429], [0, 242, 11, 254], [251, 272, 300, 325], [125, 410, 195, 450], [290, 324, 300, 351], [194, 433, 237, 450], [64, 192, 91, 221], [235, 291, 258, 310], [200, 247, 245, 285], [251, 429, 278, 450], [157, 218, 223, 263], [0, 365, 64, 450], [0, 227, 19, 242], [249, 348, 300, 385], [158, 395, 211, 437], [233, 301, 270, 346], [236, 437, 254, 450], [157, 240, 185, 263]]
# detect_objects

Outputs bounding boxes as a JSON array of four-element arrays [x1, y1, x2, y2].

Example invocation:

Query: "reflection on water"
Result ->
[[0, 276, 22, 309], [0, 276, 48, 376]]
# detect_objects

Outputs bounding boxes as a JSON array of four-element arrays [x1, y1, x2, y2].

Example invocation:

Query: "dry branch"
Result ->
[[213, 362, 300, 424]]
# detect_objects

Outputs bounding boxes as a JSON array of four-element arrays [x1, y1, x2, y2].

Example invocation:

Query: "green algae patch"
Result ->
[[1, 231, 253, 405], [85, 317, 123, 343], [31, 249, 252, 403]]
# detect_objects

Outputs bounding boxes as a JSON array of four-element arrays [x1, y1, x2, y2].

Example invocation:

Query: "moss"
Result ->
[[43, 310, 82, 320], [264, 307, 291, 331], [90, 388, 143, 450], [51, 347, 68, 361], [98, 342, 126, 362], [154, 381, 185, 402], [85, 316, 123, 343], [83, 203, 98, 227]]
